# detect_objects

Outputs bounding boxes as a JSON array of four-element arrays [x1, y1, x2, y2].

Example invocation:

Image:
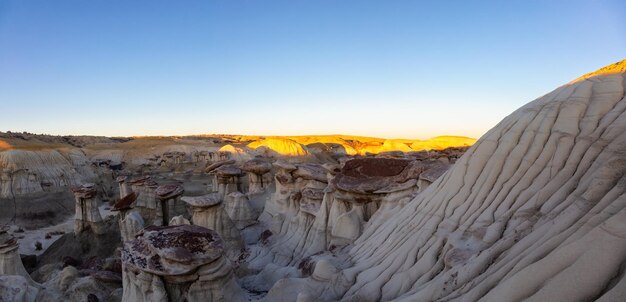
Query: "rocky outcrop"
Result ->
[[181, 193, 245, 259], [115, 175, 131, 198], [71, 183, 104, 235], [121, 225, 245, 302], [225, 191, 258, 230], [242, 158, 272, 195], [128, 176, 161, 226], [112, 192, 144, 242], [214, 165, 244, 198], [247, 138, 309, 156], [0, 275, 39, 302], [0, 226, 34, 282], [0, 149, 94, 199], [155, 184, 185, 226]]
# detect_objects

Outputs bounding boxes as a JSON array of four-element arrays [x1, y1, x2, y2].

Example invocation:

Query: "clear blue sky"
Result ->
[[1, 1, 624, 139]]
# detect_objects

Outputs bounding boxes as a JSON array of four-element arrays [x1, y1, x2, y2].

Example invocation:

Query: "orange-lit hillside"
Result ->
[[571, 59, 626, 83], [241, 135, 477, 155]]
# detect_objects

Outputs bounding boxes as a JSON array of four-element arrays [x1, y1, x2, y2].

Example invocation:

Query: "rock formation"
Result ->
[[71, 183, 104, 235], [115, 175, 131, 198], [128, 176, 161, 225], [247, 138, 310, 156], [181, 193, 245, 259], [225, 191, 258, 229], [214, 165, 244, 198], [121, 225, 245, 302], [0, 226, 35, 282], [266, 61, 626, 301], [155, 184, 185, 226], [112, 192, 144, 242], [242, 158, 273, 195], [0, 275, 39, 302]]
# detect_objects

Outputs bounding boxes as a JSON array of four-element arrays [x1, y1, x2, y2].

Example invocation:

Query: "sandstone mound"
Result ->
[[271, 60, 626, 301], [248, 138, 309, 156]]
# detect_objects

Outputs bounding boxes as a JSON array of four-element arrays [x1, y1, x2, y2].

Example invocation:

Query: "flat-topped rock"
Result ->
[[122, 225, 223, 276], [181, 193, 223, 207], [215, 164, 243, 177], [292, 163, 327, 182], [155, 184, 184, 199], [273, 160, 297, 171], [242, 158, 272, 174], [419, 163, 451, 182], [205, 159, 235, 173], [71, 183, 97, 198], [112, 192, 138, 211], [128, 175, 151, 185], [331, 158, 421, 195]]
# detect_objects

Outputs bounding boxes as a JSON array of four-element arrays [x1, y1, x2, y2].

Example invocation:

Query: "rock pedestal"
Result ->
[[155, 184, 185, 226], [242, 158, 272, 195], [121, 225, 245, 302], [215, 165, 244, 198], [0, 226, 34, 282], [71, 183, 105, 235], [115, 175, 131, 199], [112, 192, 144, 242], [181, 193, 244, 259], [225, 191, 258, 229], [128, 176, 160, 226]]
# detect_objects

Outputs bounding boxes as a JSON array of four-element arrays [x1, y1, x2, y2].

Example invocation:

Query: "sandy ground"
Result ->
[[11, 204, 115, 256]]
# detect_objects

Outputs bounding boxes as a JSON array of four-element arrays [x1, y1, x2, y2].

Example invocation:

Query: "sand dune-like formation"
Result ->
[[269, 59, 626, 301], [248, 138, 310, 156]]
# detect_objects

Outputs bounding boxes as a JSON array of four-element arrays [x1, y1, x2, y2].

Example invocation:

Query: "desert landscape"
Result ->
[[2, 1, 626, 301], [0, 60, 625, 301]]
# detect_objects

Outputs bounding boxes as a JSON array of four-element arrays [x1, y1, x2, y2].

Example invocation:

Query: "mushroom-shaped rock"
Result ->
[[243, 158, 273, 194], [71, 183, 104, 235], [331, 158, 420, 195], [155, 184, 185, 226], [115, 175, 131, 198], [225, 191, 258, 229], [0, 226, 35, 283], [122, 225, 223, 275], [324, 158, 422, 246], [242, 158, 272, 175], [181, 193, 244, 259], [128, 176, 161, 225], [112, 192, 144, 242], [215, 165, 243, 197], [180, 193, 223, 207], [121, 225, 246, 302]]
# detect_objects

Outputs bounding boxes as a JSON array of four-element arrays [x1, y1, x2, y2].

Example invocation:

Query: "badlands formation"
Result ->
[[0, 59, 624, 301]]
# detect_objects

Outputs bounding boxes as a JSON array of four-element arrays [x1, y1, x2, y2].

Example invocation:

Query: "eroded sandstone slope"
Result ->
[[268, 60, 626, 301]]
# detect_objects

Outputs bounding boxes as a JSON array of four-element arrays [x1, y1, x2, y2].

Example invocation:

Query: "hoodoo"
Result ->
[[71, 183, 104, 235], [121, 225, 246, 302], [180, 193, 245, 259]]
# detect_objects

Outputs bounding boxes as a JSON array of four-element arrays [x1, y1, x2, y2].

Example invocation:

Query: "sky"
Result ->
[[0, 1, 625, 139]]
